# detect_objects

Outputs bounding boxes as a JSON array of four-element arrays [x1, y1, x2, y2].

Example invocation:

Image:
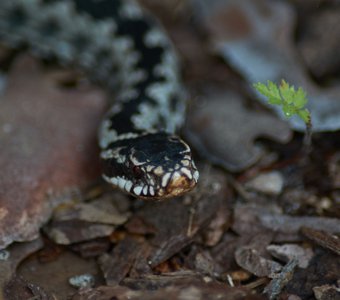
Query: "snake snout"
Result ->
[[163, 164, 199, 198]]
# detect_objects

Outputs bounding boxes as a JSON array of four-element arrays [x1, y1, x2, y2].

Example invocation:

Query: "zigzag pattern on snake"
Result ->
[[0, 0, 199, 200]]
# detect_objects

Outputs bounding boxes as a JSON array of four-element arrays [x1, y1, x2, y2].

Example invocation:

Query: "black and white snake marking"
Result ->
[[0, 0, 199, 199]]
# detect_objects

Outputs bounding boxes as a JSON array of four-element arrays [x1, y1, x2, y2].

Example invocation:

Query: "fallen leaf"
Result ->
[[0, 238, 43, 295], [235, 246, 282, 278], [194, 0, 340, 131], [267, 244, 314, 269], [186, 89, 291, 171], [232, 203, 340, 242], [0, 55, 106, 249]]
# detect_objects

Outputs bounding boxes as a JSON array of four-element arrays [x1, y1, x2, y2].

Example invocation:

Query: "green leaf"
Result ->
[[282, 103, 294, 118], [297, 109, 310, 123], [253, 79, 311, 125], [253, 81, 282, 105], [293, 88, 307, 109], [268, 81, 281, 101]]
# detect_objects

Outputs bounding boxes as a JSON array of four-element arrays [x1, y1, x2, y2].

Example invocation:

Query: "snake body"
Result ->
[[0, 0, 199, 200]]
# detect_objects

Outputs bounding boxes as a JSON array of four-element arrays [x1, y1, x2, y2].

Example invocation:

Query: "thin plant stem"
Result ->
[[303, 118, 313, 156]]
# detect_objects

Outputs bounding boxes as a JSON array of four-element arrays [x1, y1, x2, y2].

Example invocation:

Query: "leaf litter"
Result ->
[[1, 1, 340, 299]]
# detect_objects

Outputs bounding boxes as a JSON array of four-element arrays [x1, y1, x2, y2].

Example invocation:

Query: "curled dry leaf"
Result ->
[[235, 246, 282, 278], [266, 244, 314, 269]]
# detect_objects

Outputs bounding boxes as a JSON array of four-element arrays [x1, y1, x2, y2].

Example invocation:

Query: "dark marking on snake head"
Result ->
[[102, 132, 198, 199]]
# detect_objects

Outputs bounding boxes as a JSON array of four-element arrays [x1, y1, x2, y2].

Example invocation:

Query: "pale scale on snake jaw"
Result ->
[[0, 0, 199, 200]]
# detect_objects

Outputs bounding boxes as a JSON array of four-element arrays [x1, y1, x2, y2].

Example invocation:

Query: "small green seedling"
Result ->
[[253, 79, 312, 154], [253, 80, 310, 124]]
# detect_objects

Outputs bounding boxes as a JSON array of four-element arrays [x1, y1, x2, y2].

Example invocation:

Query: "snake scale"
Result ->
[[0, 0, 199, 200]]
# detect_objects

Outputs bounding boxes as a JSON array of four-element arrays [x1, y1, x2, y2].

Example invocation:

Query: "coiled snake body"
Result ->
[[0, 0, 199, 199]]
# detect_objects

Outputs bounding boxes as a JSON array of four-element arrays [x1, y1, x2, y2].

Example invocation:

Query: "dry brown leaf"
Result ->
[[0, 55, 106, 249]]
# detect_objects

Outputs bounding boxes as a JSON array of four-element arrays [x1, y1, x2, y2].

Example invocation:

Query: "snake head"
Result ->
[[101, 132, 199, 200]]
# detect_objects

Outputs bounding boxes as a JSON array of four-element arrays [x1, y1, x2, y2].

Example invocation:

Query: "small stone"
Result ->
[[69, 274, 94, 289], [245, 171, 284, 195]]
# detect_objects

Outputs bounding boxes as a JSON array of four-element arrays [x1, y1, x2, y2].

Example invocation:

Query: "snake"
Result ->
[[0, 0, 199, 200]]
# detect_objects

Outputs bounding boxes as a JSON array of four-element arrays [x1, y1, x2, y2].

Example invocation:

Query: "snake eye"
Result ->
[[132, 165, 143, 179]]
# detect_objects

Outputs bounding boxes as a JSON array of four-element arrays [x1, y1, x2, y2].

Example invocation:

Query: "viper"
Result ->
[[0, 0, 199, 200]]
